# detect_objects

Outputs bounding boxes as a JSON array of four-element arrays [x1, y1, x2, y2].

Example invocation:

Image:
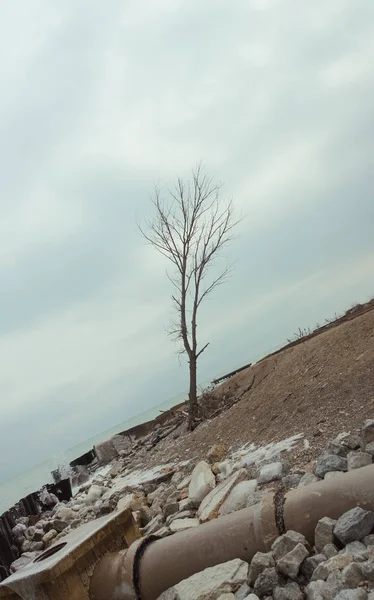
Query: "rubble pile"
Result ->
[[8, 419, 374, 600]]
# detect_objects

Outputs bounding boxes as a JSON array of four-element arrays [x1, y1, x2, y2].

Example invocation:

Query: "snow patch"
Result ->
[[220, 433, 303, 479]]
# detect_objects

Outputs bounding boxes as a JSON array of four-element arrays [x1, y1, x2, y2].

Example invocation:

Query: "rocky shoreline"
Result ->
[[5, 417, 374, 599]]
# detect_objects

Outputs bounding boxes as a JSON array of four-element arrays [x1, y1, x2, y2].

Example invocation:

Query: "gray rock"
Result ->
[[315, 454, 347, 478], [219, 480, 258, 516], [324, 570, 345, 598], [276, 543, 309, 579], [346, 434, 362, 450], [322, 544, 338, 559], [342, 562, 364, 588], [248, 553, 275, 586], [363, 534, 374, 547], [253, 567, 281, 597], [334, 591, 367, 600], [311, 554, 353, 581], [21, 540, 31, 552], [343, 541, 368, 562], [141, 514, 164, 536], [42, 529, 57, 545], [271, 531, 309, 561], [273, 583, 303, 600], [305, 580, 326, 600], [326, 441, 348, 456], [188, 461, 216, 506], [174, 559, 249, 600], [10, 552, 37, 573], [30, 541, 44, 552], [32, 529, 44, 542], [365, 443, 374, 456], [217, 595, 235, 600], [166, 510, 195, 526], [179, 498, 196, 512], [299, 473, 320, 487], [315, 517, 336, 552], [25, 526, 36, 541], [242, 596, 259, 600], [282, 474, 302, 490], [334, 507, 374, 544], [148, 484, 166, 504], [163, 502, 179, 518], [361, 420, 374, 446], [301, 554, 326, 579], [359, 558, 374, 581], [347, 451, 372, 470], [12, 523, 27, 538], [234, 583, 252, 600], [258, 463, 284, 485]]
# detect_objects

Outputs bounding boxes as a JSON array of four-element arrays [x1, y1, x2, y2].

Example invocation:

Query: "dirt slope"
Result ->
[[148, 306, 374, 469]]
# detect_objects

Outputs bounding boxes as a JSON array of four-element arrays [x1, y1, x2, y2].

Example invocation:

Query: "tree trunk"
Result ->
[[188, 355, 198, 431]]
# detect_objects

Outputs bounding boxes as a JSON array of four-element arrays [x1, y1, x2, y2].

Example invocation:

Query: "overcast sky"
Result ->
[[0, 0, 374, 482]]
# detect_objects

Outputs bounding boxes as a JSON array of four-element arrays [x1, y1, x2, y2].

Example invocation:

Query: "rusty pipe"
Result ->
[[90, 463, 374, 600]]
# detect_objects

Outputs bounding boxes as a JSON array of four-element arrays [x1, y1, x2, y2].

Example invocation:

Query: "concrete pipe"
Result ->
[[90, 463, 374, 600]]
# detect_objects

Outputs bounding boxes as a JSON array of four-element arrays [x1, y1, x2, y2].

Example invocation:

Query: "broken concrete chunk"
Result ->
[[174, 559, 249, 600], [169, 518, 200, 533], [219, 480, 258, 516], [334, 507, 374, 544], [197, 469, 247, 522], [188, 461, 216, 506]]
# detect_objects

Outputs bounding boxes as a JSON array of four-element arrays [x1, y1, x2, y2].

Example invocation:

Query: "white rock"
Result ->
[[219, 480, 258, 516], [258, 462, 283, 484], [54, 505, 75, 521], [175, 559, 249, 600], [85, 484, 105, 505], [188, 461, 216, 506], [177, 475, 192, 491], [198, 469, 248, 522], [170, 518, 200, 533]]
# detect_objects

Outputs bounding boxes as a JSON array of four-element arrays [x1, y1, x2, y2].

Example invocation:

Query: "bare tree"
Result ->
[[139, 165, 238, 430]]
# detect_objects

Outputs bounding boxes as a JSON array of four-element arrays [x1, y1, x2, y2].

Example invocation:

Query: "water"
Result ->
[[0, 392, 186, 515]]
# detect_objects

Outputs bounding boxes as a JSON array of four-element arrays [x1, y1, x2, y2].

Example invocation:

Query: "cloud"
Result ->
[[1, 0, 374, 480]]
